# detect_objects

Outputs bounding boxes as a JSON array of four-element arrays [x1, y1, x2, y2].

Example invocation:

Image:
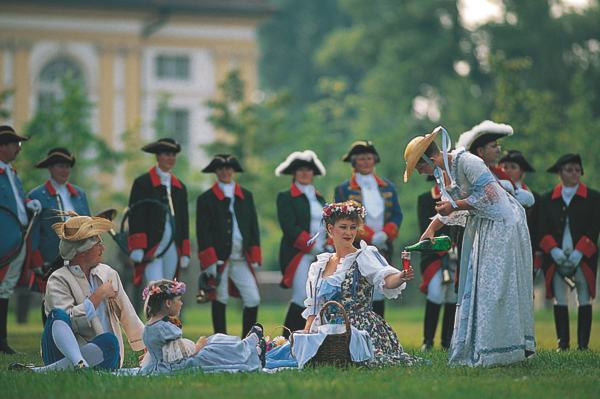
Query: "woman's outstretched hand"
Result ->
[[435, 200, 455, 216]]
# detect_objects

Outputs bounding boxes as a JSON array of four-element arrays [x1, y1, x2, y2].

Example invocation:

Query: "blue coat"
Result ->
[[334, 174, 403, 252], [0, 165, 27, 280], [28, 180, 90, 271]]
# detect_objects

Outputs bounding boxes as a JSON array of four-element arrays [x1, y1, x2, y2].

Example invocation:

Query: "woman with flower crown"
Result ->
[[137, 279, 265, 374], [302, 200, 419, 367]]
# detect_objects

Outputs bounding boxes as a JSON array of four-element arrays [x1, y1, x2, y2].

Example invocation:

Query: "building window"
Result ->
[[155, 55, 190, 80], [161, 108, 190, 147], [37, 57, 85, 111]]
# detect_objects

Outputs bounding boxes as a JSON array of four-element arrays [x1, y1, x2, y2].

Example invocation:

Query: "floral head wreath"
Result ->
[[322, 201, 366, 220], [142, 279, 186, 301]]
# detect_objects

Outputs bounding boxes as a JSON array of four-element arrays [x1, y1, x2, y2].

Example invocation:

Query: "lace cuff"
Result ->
[[162, 338, 196, 362]]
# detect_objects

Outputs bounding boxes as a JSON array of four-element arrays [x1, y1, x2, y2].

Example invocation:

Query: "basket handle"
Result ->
[[318, 300, 351, 335]]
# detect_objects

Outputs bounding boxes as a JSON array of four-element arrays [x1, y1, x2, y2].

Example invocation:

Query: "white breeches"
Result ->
[[144, 243, 178, 283], [426, 269, 457, 305], [291, 254, 313, 307], [216, 259, 260, 307], [0, 244, 26, 299], [552, 267, 591, 306]]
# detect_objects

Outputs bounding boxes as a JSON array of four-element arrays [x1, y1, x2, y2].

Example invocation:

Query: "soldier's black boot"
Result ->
[[242, 306, 259, 338], [577, 304, 592, 350], [553, 305, 570, 351], [441, 303, 456, 350], [422, 300, 441, 351], [282, 303, 305, 338], [211, 301, 227, 334], [0, 298, 16, 354]]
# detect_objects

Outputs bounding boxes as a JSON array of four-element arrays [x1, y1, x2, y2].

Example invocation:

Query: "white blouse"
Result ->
[[302, 241, 405, 322]]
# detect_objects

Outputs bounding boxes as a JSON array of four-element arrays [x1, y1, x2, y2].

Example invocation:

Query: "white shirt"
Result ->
[[155, 167, 174, 254], [219, 181, 244, 260], [295, 183, 324, 243], [561, 184, 579, 253], [0, 160, 28, 226], [355, 173, 384, 231], [50, 178, 75, 212]]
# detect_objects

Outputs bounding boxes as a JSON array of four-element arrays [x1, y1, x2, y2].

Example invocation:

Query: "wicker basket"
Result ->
[[295, 300, 352, 368]]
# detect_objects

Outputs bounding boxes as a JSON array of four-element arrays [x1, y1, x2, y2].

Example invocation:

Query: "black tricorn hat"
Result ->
[[0, 125, 29, 145], [35, 147, 76, 168], [499, 150, 535, 173], [547, 153, 583, 175], [202, 154, 244, 173], [141, 138, 181, 154], [341, 140, 380, 163]]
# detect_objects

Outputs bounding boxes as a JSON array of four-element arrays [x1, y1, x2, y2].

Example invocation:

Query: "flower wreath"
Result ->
[[142, 279, 186, 301], [322, 201, 367, 219]]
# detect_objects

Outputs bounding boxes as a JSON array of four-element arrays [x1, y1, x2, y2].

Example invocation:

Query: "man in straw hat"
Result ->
[[127, 138, 190, 286], [335, 140, 403, 318], [196, 154, 261, 337], [457, 121, 534, 208], [10, 213, 144, 371], [537, 154, 599, 351], [404, 126, 535, 367], [275, 150, 326, 337], [0, 125, 41, 354], [28, 148, 91, 295]]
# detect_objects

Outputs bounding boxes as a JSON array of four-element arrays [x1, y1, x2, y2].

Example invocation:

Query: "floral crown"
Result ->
[[142, 279, 186, 301], [322, 201, 366, 220]]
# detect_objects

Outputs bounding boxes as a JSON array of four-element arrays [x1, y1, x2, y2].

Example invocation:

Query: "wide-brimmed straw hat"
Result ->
[[35, 147, 76, 168], [275, 150, 326, 176], [403, 127, 441, 183], [52, 211, 114, 241]]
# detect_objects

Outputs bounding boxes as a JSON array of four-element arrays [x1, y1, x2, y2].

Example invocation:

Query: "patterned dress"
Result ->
[[303, 242, 419, 367]]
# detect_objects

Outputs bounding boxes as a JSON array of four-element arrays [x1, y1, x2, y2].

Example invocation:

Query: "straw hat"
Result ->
[[52, 211, 114, 241], [403, 127, 441, 183]]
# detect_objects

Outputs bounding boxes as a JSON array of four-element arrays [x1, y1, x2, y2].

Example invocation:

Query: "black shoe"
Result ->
[[8, 362, 34, 372], [0, 339, 17, 355], [248, 323, 266, 368]]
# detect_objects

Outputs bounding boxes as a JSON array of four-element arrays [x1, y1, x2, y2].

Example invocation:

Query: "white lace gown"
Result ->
[[438, 149, 535, 367]]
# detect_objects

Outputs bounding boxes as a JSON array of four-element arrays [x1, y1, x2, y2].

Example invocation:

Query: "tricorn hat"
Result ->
[[142, 138, 181, 154], [546, 153, 583, 175], [35, 147, 76, 168], [498, 150, 535, 173], [341, 140, 379, 163], [456, 120, 513, 152], [275, 150, 326, 176], [202, 154, 244, 173], [403, 127, 441, 183], [0, 125, 29, 145]]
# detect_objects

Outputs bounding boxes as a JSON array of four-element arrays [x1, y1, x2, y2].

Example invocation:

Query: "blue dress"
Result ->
[[140, 319, 261, 374]]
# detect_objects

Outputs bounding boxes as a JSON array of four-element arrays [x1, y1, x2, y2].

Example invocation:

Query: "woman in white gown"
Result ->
[[403, 127, 535, 367]]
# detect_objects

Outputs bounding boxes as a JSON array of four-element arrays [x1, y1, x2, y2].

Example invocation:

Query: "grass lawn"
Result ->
[[1, 304, 599, 399]]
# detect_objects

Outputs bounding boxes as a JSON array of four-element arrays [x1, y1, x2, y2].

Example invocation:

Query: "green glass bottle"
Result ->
[[404, 235, 452, 252]]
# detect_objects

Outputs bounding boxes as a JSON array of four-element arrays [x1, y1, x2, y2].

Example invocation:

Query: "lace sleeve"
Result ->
[[356, 246, 406, 299], [302, 262, 321, 319], [461, 156, 513, 221]]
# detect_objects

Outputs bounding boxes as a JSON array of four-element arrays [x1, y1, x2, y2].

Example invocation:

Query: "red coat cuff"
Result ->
[[382, 223, 399, 241], [181, 239, 191, 257], [575, 236, 597, 258], [293, 230, 313, 253], [128, 233, 147, 251], [30, 249, 44, 269], [361, 225, 375, 243], [198, 247, 218, 268], [247, 246, 262, 264], [539, 235, 558, 254]]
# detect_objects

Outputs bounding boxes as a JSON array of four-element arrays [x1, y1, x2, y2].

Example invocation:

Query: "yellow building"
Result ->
[[0, 0, 271, 168]]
